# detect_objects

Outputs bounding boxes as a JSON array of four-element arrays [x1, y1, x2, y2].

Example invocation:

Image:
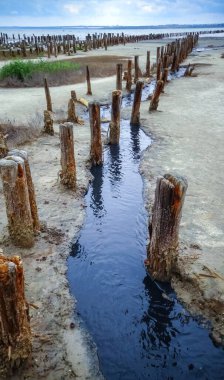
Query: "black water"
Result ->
[[67, 115, 224, 379]]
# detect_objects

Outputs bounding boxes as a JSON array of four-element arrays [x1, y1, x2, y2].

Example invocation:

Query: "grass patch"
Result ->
[[0, 59, 80, 81]]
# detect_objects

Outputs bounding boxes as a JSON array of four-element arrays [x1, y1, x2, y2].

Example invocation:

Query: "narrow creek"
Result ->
[[67, 83, 224, 379]]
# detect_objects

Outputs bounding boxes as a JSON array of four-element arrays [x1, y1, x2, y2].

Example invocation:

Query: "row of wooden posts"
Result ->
[[0, 34, 195, 375], [0, 28, 207, 59]]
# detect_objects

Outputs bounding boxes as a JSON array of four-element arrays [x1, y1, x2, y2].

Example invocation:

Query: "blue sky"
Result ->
[[0, 0, 224, 26]]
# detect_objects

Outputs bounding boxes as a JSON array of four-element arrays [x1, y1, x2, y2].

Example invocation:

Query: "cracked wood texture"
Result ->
[[0, 158, 34, 247], [0, 254, 31, 377], [59, 123, 76, 189], [146, 174, 188, 282], [89, 102, 103, 165]]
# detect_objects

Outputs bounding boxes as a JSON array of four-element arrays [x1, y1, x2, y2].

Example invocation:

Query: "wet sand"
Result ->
[[0, 36, 224, 379]]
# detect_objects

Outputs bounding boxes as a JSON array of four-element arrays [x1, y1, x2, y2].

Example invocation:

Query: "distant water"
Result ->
[[1, 25, 224, 40]]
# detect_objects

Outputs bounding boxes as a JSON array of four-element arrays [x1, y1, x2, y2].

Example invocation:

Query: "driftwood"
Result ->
[[0, 253, 31, 377], [8, 150, 40, 232], [146, 174, 188, 281], [130, 80, 144, 126], [89, 102, 103, 165], [109, 90, 121, 144], [77, 97, 89, 108], [59, 123, 76, 189], [0, 133, 8, 158], [43, 110, 54, 135], [149, 80, 164, 111], [0, 158, 34, 247], [44, 78, 52, 112]]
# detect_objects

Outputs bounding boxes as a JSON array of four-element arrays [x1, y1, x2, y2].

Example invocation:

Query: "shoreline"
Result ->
[[0, 36, 224, 378]]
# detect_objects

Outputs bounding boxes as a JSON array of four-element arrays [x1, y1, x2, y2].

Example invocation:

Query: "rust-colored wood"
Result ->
[[0, 133, 8, 158], [126, 59, 132, 92], [145, 51, 151, 77], [156, 58, 161, 81], [89, 102, 103, 165], [0, 158, 34, 247], [86, 65, 92, 95], [116, 63, 123, 91], [43, 110, 54, 135], [44, 78, 52, 112], [130, 80, 144, 126], [146, 174, 188, 281], [109, 90, 122, 144], [149, 79, 164, 111], [0, 254, 31, 377], [59, 123, 76, 189], [8, 150, 40, 232]]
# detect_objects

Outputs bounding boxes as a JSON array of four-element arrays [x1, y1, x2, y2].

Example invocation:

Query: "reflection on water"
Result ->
[[68, 119, 224, 380]]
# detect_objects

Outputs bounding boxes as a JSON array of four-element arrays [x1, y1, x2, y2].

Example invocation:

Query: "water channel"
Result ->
[[67, 84, 224, 379]]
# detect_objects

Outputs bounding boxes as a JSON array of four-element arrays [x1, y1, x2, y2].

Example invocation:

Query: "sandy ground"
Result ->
[[0, 36, 224, 379]]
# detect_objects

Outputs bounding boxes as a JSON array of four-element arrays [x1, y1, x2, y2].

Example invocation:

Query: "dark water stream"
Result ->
[[67, 84, 224, 379]]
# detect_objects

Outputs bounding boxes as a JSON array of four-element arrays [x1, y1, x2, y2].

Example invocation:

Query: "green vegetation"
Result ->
[[0, 59, 80, 81]]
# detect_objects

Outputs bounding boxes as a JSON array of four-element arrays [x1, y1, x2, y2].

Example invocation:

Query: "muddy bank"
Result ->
[[139, 38, 224, 343]]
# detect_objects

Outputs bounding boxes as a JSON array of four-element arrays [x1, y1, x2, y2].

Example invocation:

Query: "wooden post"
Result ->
[[109, 90, 122, 144], [156, 46, 160, 66], [134, 55, 141, 83], [0, 133, 8, 158], [0, 158, 34, 247], [116, 63, 123, 91], [43, 110, 54, 135], [71, 90, 77, 101], [126, 59, 132, 92], [130, 80, 144, 126], [0, 254, 32, 377], [146, 174, 188, 281], [86, 65, 92, 95], [44, 78, 53, 112], [7, 150, 40, 232], [67, 98, 79, 123], [59, 123, 76, 189], [149, 79, 164, 111], [89, 102, 103, 165], [145, 51, 150, 77]]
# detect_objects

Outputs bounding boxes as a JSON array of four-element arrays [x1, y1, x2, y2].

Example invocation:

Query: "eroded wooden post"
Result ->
[[43, 110, 54, 135], [109, 90, 121, 144], [44, 78, 52, 112], [134, 55, 140, 83], [116, 63, 123, 91], [146, 174, 188, 281], [0, 133, 8, 158], [89, 102, 103, 165], [126, 59, 132, 92], [86, 65, 92, 95], [130, 80, 144, 126], [149, 79, 164, 111], [7, 149, 40, 232], [59, 123, 76, 189], [67, 98, 78, 123], [0, 254, 32, 377], [0, 158, 34, 247], [145, 51, 150, 77]]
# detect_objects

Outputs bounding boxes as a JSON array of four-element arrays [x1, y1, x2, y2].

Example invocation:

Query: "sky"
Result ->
[[0, 0, 224, 27]]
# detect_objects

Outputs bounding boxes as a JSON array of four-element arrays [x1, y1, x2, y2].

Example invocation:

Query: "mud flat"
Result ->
[[0, 36, 223, 379]]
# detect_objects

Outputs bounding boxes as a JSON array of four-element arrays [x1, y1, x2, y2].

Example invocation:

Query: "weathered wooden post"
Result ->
[[89, 102, 103, 165], [109, 90, 122, 144], [126, 59, 132, 92], [0, 133, 8, 158], [0, 254, 32, 377], [134, 55, 141, 83], [145, 174, 188, 281], [116, 63, 123, 91], [67, 97, 78, 123], [86, 65, 92, 95], [145, 51, 151, 77], [0, 158, 34, 247], [130, 80, 144, 126], [59, 123, 76, 189], [44, 78, 53, 112], [149, 79, 164, 111], [7, 149, 40, 232], [156, 46, 160, 66], [43, 110, 54, 135], [71, 90, 77, 101]]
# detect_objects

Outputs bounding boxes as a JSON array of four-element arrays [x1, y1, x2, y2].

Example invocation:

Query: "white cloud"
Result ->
[[64, 3, 82, 14]]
